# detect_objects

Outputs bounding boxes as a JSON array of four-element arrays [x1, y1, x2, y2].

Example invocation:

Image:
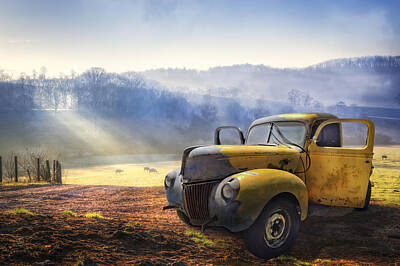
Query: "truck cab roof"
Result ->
[[250, 113, 338, 128]]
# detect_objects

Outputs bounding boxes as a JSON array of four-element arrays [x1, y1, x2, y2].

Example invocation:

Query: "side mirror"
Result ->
[[214, 126, 245, 145]]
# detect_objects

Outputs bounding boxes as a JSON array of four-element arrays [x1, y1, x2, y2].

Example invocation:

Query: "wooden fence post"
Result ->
[[56, 161, 62, 184], [53, 160, 56, 183], [37, 158, 40, 181], [46, 160, 50, 182], [0, 156, 2, 183], [14, 156, 18, 183], [56, 161, 59, 184], [59, 162, 62, 184]]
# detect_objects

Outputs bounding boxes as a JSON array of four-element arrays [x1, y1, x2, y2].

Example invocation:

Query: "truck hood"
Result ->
[[181, 145, 301, 183]]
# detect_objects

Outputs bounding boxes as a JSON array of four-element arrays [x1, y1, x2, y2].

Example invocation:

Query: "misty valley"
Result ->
[[1, 56, 399, 161]]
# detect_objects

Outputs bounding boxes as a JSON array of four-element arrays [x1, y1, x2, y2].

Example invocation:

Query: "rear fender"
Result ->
[[235, 169, 308, 223]]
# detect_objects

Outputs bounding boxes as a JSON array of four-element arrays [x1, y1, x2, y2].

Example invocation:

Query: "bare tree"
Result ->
[[4, 153, 17, 181], [288, 89, 323, 112]]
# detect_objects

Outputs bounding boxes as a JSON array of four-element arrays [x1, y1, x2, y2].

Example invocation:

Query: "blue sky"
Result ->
[[0, 0, 399, 75]]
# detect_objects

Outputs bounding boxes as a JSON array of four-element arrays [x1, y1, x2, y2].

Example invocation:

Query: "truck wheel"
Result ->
[[244, 198, 300, 260], [176, 210, 192, 226], [355, 181, 371, 211]]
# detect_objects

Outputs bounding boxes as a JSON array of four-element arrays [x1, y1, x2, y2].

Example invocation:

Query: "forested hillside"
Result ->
[[1, 56, 399, 157]]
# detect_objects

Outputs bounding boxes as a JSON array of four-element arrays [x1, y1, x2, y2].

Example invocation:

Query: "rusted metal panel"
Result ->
[[182, 145, 300, 183], [306, 118, 375, 208], [234, 169, 308, 221]]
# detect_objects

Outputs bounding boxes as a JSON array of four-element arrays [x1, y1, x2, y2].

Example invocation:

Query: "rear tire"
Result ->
[[355, 181, 371, 211], [244, 197, 300, 260]]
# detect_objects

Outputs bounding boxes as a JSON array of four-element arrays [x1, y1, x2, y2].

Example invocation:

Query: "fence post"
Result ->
[[37, 158, 40, 181], [46, 160, 50, 182], [56, 161, 59, 183], [56, 161, 62, 184], [0, 156, 2, 183], [14, 156, 18, 183], [53, 160, 56, 183], [59, 162, 62, 184]]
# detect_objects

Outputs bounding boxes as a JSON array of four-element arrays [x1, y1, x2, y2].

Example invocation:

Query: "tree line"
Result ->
[[0, 67, 274, 132]]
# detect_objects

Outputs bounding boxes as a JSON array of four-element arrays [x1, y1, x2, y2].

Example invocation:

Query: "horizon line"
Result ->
[[1, 54, 399, 78]]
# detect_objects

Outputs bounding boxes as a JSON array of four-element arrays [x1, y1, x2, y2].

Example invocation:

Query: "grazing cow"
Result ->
[[148, 168, 158, 174], [115, 169, 124, 174], [144, 166, 150, 172], [382, 155, 388, 160]]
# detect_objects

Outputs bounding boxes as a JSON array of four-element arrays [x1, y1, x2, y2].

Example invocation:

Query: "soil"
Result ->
[[0, 184, 399, 265]]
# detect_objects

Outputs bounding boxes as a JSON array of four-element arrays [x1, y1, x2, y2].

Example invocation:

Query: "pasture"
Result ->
[[371, 146, 400, 207], [63, 161, 180, 187], [0, 146, 399, 265]]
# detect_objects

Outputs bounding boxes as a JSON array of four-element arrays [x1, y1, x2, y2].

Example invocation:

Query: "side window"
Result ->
[[317, 123, 341, 147], [341, 122, 368, 148]]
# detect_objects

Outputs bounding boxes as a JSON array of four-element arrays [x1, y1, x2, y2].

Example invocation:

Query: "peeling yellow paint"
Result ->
[[224, 118, 374, 218], [234, 169, 308, 221], [220, 145, 300, 173], [306, 119, 374, 208]]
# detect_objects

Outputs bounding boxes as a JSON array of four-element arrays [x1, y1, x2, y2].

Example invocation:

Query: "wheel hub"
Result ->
[[264, 210, 290, 248]]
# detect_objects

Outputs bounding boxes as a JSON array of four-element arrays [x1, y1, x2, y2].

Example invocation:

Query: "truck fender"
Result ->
[[234, 169, 308, 223]]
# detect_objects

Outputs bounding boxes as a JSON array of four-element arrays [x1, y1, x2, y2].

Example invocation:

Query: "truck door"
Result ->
[[307, 119, 374, 208]]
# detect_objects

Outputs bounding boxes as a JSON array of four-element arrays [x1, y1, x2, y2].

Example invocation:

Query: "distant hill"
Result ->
[[307, 56, 400, 71], [141, 56, 400, 108]]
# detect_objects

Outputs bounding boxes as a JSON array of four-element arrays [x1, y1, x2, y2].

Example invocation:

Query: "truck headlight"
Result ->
[[221, 178, 240, 202], [222, 183, 234, 199], [164, 175, 175, 188]]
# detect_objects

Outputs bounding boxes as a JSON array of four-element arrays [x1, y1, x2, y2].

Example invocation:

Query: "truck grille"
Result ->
[[183, 181, 219, 224]]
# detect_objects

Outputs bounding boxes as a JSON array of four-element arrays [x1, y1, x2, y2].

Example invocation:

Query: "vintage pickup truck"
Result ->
[[163, 113, 374, 259]]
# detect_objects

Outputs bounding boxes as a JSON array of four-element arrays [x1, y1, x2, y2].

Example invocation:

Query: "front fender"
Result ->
[[235, 169, 308, 223]]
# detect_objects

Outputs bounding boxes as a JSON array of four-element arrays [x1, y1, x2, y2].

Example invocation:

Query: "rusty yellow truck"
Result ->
[[163, 113, 374, 259]]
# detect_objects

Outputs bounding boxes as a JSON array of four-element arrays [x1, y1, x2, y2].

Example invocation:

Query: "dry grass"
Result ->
[[371, 145, 400, 206], [64, 161, 180, 187], [0, 181, 50, 186]]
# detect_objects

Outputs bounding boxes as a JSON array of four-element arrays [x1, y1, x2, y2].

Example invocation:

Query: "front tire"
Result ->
[[244, 197, 300, 260]]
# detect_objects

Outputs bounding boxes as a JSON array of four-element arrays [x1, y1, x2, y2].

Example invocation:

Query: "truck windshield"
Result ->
[[246, 121, 307, 147]]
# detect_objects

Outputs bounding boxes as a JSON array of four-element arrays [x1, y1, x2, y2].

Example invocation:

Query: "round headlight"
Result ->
[[222, 183, 234, 200], [165, 176, 172, 188]]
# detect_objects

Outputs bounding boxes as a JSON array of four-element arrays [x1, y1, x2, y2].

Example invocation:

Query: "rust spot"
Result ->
[[279, 159, 289, 169]]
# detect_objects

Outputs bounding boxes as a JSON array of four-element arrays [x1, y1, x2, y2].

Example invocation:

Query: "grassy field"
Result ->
[[371, 145, 400, 207], [63, 161, 180, 187], [61, 146, 400, 206]]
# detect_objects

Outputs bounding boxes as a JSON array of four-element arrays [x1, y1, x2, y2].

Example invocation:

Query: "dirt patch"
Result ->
[[0, 185, 399, 265]]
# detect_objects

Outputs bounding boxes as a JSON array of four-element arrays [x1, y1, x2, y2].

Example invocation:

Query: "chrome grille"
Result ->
[[183, 181, 219, 223]]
